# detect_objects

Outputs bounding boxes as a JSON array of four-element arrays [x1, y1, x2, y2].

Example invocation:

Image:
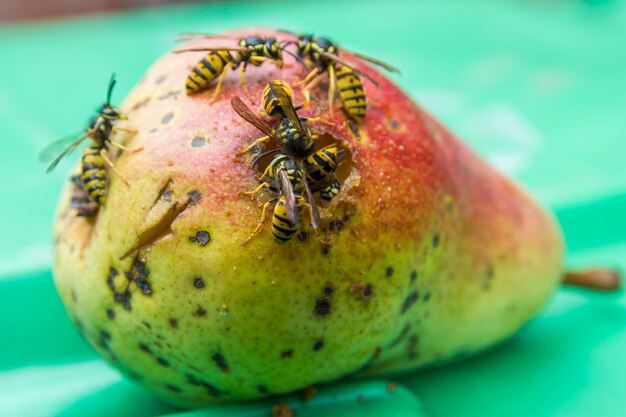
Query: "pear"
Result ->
[[52, 29, 564, 407]]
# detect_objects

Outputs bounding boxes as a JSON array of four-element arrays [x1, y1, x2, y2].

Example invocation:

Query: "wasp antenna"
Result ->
[[251, 148, 280, 169], [106, 73, 117, 105], [281, 48, 306, 66]]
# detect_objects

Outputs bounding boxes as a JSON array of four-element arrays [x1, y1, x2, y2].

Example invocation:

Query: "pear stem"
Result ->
[[563, 268, 622, 291]]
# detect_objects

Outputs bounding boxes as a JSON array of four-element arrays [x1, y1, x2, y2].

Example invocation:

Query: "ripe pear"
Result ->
[[52, 29, 564, 407]]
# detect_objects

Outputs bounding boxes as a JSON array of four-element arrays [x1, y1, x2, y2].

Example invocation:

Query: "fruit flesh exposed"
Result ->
[[52, 28, 564, 406]]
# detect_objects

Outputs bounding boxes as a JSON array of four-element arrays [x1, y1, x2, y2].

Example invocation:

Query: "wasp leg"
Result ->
[[243, 182, 270, 196], [109, 139, 144, 153], [327, 64, 337, 116], [300, 116, 335, 127], [209, 61, 233, 104], [112, 127, 137, 135], [236, 135, 271, 156], [295, 67, 321, 87], [242, 201, 273, 246], [100, 149, 130, 186], [300, 73, 324, 108], [238, 63, 254, 102]]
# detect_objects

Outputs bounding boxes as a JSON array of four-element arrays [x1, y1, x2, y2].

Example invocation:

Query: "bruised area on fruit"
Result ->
[[52, 28, 564, 407]]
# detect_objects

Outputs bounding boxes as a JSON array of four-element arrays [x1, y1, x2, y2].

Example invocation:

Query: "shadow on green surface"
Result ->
[[0, 269, 95, 371], [55, 379, 426, 417], [401, 290, 626, 417], [55, 379, 179, 417], [555, 192, 626, 253]]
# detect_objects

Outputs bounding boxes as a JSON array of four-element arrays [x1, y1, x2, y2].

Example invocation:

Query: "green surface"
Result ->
[[1, 0, 625, 416]]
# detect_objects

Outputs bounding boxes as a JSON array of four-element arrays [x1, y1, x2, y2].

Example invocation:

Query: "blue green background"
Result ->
[[1, 1, 625, 416]]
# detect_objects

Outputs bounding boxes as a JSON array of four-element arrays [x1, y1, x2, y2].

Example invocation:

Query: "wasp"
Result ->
[[242, 153, 307, 245], [317, 177, 341, 202], [233, 90, 314, 159], [232, 96, 326, 244], [236, 80, 333, 158], [250, 144, 344, 203], [174, 34, 300, 101], [247, 153, 304, 196], [301, 145, 345, 203], [40, 75, 138, 206], [303, 145, 344, 184], [283, 33, 399, 125], [69, 175, 99, 217], [260, 79, 302, 118], [247, 193, 308, 245], [257, 80, 344, 201]]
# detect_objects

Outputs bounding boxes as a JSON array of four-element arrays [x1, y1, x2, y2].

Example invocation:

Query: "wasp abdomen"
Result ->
[[81, 146, 108, 205], [186, 51, 232, 95], [336, 66, 367, 124], [272, 195, 305, 244], [304, 146, 342, 183]]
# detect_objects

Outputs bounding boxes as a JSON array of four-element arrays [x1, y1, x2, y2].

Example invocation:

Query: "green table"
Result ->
[[1, 1, 625, 416]]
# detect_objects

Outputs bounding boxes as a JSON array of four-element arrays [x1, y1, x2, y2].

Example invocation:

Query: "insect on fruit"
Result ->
[[174, 34, 300, 101], [232, 96, 326, 244], [40, 75, 139, 207], [302, 145, 345, 203], [236, 80, 332, 158], [283, 33, 399, 129], [242, 153, 306, 245]]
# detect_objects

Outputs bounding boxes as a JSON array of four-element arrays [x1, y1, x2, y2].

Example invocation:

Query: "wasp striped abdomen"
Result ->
[[81, 146, 108, 205], [335, 66, 367, 124], [304, 145, 344, 183], [186, 50, 233, 95], [261, 80, 296, 118], [272, 195, 306, 244]]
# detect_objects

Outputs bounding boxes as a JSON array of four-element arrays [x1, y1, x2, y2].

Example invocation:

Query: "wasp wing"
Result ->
[[349, 52, 400, 74], [318, 51, 380, 87], [302, 178, 321, 233], [40, 131, 91, 173], [268, 81, 307, 135], [175, 33, 241, 42], [231, 96, 281, 145], [278, 169, 298, 226]]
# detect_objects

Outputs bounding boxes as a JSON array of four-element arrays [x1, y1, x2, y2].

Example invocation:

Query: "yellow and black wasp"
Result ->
[[316, 178, 341, 202], [40, 75, 138, 207], [237, 80, 333, 156], [303, 145, 345, 202], [283, 33, 399, 126], [258, 80, 345, 202], [259, 79, 302, 118], [174, 34, 300, 101], [242, 153, 307, 245], [233, 85, 315, 159], [231, 95, 325, 244]]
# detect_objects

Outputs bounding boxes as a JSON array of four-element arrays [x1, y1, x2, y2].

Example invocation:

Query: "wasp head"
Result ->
[[265, 37, 283, 68], [99, 74, 127, 120], [99, 104, 127, 121], [312, 36, 337, 55], [297, 34, 314, 57]]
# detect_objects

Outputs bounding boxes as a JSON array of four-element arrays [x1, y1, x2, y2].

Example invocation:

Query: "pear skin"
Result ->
[[52, 29, 564, 406]]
